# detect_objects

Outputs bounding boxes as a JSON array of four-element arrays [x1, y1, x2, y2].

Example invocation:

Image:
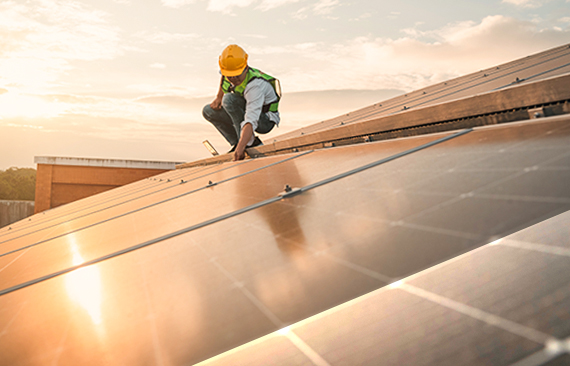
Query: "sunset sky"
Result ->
[[1, 0, 569, 170]]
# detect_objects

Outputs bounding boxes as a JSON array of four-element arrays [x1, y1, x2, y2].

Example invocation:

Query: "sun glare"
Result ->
[[66, 244, 104, 325], [0, 92, 67, 119]]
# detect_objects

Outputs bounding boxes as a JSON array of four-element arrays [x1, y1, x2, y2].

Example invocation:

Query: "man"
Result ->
[[202, 44, 281, 161]]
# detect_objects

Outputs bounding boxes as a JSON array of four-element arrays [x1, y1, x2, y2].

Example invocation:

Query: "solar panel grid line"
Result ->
[[473, 193, 570, 205], [0, 301, 27, 347], [285, 330, 332, 366], [539, 165, 570, 171], [319, 254, 395, 283], [207, 256, 286, 328], [0, 152, 313, 257], [508, 346, 566, 366], [395, 222, 483, 240], [496, 239, 570, 258], [0, 247, 29, 274], [0, 129, 470, 297], [399, 283, 558, 346]]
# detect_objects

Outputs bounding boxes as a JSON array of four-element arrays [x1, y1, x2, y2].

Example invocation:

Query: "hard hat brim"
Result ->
[[219, 64, 247, 77]]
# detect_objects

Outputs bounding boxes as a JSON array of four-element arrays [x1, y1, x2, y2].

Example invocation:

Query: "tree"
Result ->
[[0, 168, 36, 201]]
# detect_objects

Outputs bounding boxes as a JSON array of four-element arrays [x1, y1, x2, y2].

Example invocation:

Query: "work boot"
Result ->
[[250, 136, 263, 147], [228, 136, 261, 154]]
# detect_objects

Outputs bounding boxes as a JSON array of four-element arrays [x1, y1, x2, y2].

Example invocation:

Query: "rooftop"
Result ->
[[1, 43, 570, 366]]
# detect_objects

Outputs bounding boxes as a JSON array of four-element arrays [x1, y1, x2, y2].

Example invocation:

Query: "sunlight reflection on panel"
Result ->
[[65, 243, 103, 326]]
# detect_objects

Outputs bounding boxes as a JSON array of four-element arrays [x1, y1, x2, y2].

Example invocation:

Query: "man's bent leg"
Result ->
[[202, 104, 239, 146], [255, 112, 276, 134], [221, 94, 246, 138]]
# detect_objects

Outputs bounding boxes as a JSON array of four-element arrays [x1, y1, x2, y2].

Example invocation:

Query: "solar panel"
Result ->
[[1, 114, 569, 365], [195, 208, 570, 366]]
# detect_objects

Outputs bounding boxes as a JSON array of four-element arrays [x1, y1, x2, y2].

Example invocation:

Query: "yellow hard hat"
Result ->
[[219, 44, 248, 77]]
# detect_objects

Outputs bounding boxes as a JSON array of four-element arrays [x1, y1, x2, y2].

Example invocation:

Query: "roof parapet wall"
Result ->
[[35, 156, 184, 170]]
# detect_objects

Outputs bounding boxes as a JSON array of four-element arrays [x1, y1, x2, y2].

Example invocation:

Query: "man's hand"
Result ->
[[233, 145, 246, 161], [210, 96, 223, 110], [232, 123, 253, 161]]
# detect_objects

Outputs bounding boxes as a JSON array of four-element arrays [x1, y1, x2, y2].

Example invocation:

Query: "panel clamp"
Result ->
[[278, 185, 302, 198]]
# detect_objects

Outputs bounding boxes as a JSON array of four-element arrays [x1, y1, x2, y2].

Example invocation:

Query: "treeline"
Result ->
[[0, 168, 36, 201]]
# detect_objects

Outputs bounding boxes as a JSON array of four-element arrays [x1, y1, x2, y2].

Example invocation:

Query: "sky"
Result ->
[[0, 0, 569, 170]]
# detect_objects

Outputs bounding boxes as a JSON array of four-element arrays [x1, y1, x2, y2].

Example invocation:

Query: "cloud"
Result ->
[[161, 0, 196, 8], [249, 15, 570, 92], [313, 0, 339, 14], [161, 0, 300, 12], [134, 31, 199, 43], [0, 0, 123, 93], [257, 0, 301, 11], [150, 63, 167, 69], [502, 0, 544, 8], [293, 0, 340, 19], [206, 0, 256, 13]]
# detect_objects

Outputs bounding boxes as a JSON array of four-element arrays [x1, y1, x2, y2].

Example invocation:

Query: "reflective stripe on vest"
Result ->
[[221, 68, 280, 113]]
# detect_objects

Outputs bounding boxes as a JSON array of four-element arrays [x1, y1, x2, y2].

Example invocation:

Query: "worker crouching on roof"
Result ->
[[202, 44, 281, 161]]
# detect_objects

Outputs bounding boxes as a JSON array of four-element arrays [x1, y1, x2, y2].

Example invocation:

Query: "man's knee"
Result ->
[[255, 121, 275, 134], [202, 104, 214, 122], [222, 93, 244, 111]]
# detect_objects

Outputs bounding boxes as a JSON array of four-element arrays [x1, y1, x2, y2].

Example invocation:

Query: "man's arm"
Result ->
[[233, 123, 253, 161], [232, 81, 265, 161], [210, 76, 225, 110]]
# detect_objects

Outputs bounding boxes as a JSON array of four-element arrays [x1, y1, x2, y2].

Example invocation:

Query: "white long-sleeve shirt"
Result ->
[[241, 78, 280, 132]]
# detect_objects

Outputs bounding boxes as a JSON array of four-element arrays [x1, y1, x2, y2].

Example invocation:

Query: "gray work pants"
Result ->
[[202, 93, 275, 146]]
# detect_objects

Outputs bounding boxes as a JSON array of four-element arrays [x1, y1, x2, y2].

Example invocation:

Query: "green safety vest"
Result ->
[[221, 67, 281, 113]]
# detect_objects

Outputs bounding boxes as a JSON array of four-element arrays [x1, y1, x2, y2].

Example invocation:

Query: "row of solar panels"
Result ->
[[1, 113, 569, 365], [274, 43, 570, 141]]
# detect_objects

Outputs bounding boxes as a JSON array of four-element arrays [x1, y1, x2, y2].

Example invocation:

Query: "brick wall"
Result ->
[[34, 157, 183, 213]]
